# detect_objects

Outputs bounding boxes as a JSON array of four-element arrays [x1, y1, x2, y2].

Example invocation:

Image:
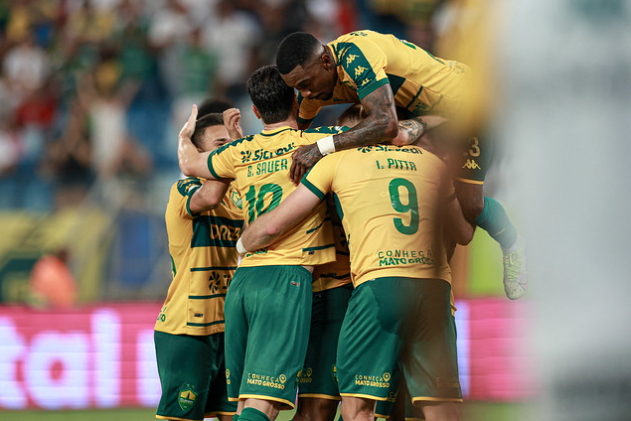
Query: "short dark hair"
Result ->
[[192, 113, 224, 148], [198, 97, 234, 116], [276, 32, 321, 75], [246, 65, 295, 124], [337, 104, 364, 127]]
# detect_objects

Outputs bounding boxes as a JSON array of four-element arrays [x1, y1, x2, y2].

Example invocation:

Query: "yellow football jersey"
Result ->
[[312, 196, 352, 293], [298, 30, 472, 126], [207, 126, 342, 267], [155, 179, 244, 336], [303, 145, 453, 287]]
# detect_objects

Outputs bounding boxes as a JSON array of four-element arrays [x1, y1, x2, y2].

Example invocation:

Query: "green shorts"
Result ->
[[155, 331, 236, 421], [224, 265, 313, 409], [299, 283, 353, 400], [337, 278, 462, 405], [456, 135, 493, 184]]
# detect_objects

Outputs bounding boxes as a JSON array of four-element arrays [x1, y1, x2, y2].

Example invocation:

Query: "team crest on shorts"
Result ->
[[331, 364, 338, 385], [178, 385, 198, 411]]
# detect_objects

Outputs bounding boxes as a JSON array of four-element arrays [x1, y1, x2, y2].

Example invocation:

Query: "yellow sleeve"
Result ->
[[338, 35, 389, 100], [172, 178, 203, 218], [301, 153, 343, 200], [207, 139, 245, 179]]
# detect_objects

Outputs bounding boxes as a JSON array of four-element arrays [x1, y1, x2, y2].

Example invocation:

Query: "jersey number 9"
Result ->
[[389, 178, 419, 235]]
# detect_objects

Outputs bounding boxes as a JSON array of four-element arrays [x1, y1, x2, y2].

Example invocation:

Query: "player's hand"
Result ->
[[289, 144, 323, 185], [390, 128, 411, 146], [179, 104, 198, 144], [223, 108, 243, 140]]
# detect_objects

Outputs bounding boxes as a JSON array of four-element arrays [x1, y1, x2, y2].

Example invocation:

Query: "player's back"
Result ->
[[318, 145, 452, 286], [208, 127, 338, 267]]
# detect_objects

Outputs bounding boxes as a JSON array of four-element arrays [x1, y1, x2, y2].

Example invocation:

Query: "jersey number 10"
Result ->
[[245, 183, 283, 223]]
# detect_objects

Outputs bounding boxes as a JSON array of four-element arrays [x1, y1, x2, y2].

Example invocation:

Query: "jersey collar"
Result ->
[[260, 126, 294, 137]]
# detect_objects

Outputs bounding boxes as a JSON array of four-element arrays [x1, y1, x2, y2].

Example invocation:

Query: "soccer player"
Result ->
[[237, 141, 475, 421], [295, 206, 352, 421], [292, 106, 362, 421], [154, 113, 243, 421], [176, 65, 342, 421], [275, 30, 528, 300]]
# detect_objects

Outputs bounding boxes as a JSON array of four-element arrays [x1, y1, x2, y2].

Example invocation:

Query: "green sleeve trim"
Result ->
[[176, 178, 202, 196], [186, 320, 225, 327], [170, 254, 176, 277], [185, 186, 201, 217], [207, 154, 219, 179], [358, 78, 389, 100], [333, 192, 344, 221], [301, 177, 325, 201]]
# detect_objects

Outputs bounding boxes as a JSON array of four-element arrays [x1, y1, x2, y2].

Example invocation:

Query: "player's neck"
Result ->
[[263, 118, 299, 131]]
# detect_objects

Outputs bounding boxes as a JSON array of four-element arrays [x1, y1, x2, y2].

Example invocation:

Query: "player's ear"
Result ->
[[321, 46, 333, 70], [252, 105, 261, 120]]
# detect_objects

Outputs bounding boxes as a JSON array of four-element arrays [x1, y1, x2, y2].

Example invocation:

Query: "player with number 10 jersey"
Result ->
[[207, 124, 345, 409], [206, 125, 343, 267]]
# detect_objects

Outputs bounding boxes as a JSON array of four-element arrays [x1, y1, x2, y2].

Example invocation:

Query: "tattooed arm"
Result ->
[[391, 115, 449, 147], [289, 84, 398, 183], [331, 84, 399, 149]]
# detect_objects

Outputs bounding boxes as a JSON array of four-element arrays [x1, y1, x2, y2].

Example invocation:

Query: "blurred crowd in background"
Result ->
[[0, 0, 480, 305]]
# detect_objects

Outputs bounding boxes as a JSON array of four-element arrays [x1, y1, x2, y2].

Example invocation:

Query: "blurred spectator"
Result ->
[[0, 117, 20, 176], [77, 45, 151, 180], [202, 0, 262, 101], [42, 98, 94, 207], [147, 0, 191, 49], [148, 0, 193, 100], [29, 247, 78, 309], [116, 0, 162, 94], [2, 33, 50, 103], [337, 0, 359, 34], [4, 0, 31, 43], [179, 27, 218, 100], [63, 0, 116, 47], [170, 26, 219, 128], [14, 77, 57, 130], [252, 0, 310, 72], [0, 1, 10, 35]]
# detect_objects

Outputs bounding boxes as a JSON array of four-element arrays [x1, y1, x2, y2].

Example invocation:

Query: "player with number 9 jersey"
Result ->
[[302, 144, 453, 287], [300, 144, 464, 414]]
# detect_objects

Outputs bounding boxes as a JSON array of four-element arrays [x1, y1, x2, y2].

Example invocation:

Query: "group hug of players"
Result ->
[[153, 30, 528, 421]]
